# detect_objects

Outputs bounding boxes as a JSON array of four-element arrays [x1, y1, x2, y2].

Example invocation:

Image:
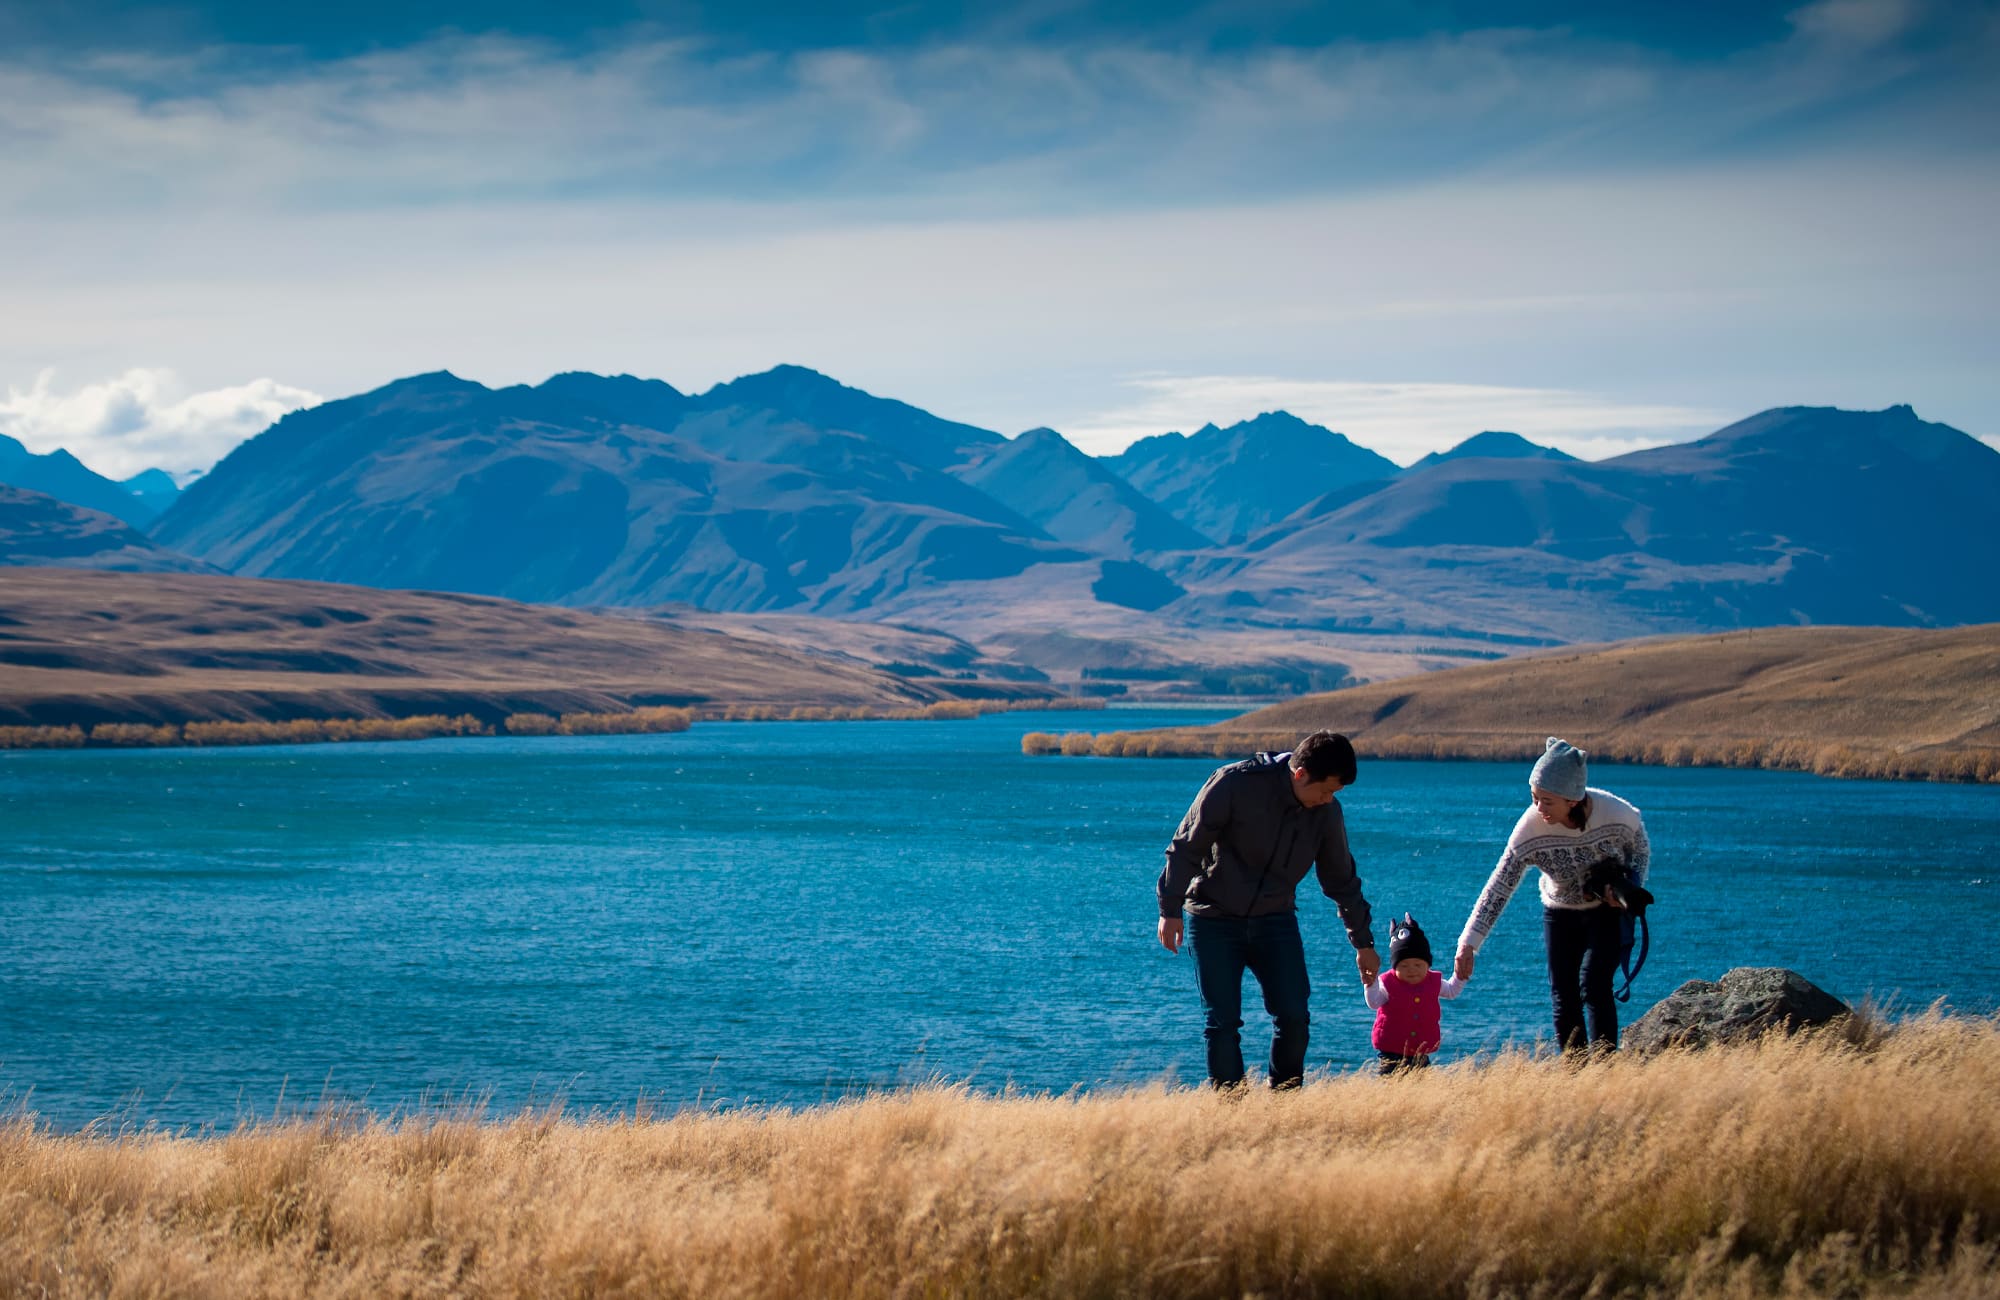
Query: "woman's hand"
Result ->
[[1454, 948, 1476, 981]]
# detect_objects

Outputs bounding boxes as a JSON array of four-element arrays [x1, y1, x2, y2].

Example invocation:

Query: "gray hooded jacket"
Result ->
[[1156, 751, 1375, 950]]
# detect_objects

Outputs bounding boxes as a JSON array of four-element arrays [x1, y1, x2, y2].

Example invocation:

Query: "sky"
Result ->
[[1, 0, 1996, 478]]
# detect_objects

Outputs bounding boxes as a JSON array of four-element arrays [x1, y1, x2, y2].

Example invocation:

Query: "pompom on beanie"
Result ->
[[1529, 736, 1588, 800]]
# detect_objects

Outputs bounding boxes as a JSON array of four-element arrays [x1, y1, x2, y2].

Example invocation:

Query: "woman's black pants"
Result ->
[[1544, 905, 1622, 1050]]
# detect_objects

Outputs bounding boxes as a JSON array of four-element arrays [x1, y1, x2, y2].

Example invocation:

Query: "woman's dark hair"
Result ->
[[1291, 730, 1357, 785]]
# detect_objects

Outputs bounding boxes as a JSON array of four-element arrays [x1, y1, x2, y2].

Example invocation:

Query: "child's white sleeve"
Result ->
[[1439, 975, 1468, 999], [1363, 976, 1389, 1009]]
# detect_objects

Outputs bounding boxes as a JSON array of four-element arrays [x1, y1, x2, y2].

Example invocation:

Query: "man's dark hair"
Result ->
[[1290, 730, 1357, 785]]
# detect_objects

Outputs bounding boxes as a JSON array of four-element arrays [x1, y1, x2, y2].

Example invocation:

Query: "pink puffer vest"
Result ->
[[1372, 970, 1443, 1055]]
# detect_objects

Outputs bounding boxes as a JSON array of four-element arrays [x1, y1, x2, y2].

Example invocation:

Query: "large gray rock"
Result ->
[[1624, 967, 1850, 1054]]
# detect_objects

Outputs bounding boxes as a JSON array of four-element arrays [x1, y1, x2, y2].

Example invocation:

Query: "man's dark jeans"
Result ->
[[1187, 911, 1312, 1088], [1544, 905, 1622, 1050]]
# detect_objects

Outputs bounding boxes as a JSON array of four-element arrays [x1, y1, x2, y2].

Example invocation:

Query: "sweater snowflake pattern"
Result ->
[[1456, 787, 1651, 956]]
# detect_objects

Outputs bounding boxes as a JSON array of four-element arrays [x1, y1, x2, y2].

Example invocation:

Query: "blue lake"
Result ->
[[3, 707, 1997, 1130]]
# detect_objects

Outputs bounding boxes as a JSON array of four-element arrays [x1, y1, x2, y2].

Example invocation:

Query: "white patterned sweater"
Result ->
[[1456, 788, 1651, 957]]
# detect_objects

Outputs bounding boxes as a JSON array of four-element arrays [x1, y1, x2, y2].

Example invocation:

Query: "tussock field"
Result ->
[[7, 1019, 2000, 1299], [1027, 624, 2000, 783]]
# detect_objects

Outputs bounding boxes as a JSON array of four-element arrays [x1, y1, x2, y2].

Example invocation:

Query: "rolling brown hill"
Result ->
[[1036, 624, 2000, 783], [0, 485, 215, 574], [0, 569, 1050, 728]]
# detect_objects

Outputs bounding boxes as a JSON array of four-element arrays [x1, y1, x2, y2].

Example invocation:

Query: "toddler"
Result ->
[[1364, 913, 1467, 1073]]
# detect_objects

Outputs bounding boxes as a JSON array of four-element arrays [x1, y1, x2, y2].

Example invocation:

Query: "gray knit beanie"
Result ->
[[1529, 736, 1587, 800]]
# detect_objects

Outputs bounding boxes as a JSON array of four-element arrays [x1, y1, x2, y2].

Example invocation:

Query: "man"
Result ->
[[1156, 730, 1379, 1089]]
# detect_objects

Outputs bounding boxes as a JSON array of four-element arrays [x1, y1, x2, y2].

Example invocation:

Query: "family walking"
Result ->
[[1156, 731, 1652, 1085]]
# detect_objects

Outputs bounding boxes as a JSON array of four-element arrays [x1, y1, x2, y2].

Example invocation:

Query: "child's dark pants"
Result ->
[[1378, 1050, 1431, 1075]]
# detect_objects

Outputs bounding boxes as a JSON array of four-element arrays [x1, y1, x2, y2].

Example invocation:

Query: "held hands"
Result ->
[[1454, 948, 1476, 981], [1158, 923, 1393, 985]]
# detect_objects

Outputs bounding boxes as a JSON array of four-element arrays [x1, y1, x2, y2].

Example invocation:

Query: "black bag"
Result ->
[[1583, 857, 1654, 1003]]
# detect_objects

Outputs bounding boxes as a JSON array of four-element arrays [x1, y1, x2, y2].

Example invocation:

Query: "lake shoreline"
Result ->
[[1023, 724, 2000, 783], [0, 698, 1108, 752]]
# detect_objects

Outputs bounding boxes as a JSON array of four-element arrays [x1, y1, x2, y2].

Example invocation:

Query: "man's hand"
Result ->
[[1355, 946, 1380, 983], [1157, 916, 1183, 953], [1454, 948, 1476, 981]]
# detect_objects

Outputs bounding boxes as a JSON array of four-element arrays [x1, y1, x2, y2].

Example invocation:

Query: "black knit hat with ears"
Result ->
[[1388, 913, 1432, 967]]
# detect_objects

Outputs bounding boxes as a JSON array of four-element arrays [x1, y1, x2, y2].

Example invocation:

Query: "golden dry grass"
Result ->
[[0, 709, 698, 750], [1027, 624, 2000, 783], [6, 1019, 2000, 1299]]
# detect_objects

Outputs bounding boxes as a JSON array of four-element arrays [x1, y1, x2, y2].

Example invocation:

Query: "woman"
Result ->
[[1452, 737, 1651, 1051]]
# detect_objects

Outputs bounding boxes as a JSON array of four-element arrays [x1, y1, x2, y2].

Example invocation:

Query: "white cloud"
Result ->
[[0, 369, 320, 478], [0, 6, 1990, 217], [0, 14, 1985, 481], [1, 156, 1993, 464], [1056, 375, 1729, 463], [1787, 0, 1920, 50]]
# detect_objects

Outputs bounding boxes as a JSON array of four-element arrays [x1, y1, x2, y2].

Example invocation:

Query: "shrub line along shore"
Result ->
[[0, 698, 1106, 752], [1023, 624, 2000, 785], [6, 1018, 1999, 1299], [1022, 727, 2000, 784]]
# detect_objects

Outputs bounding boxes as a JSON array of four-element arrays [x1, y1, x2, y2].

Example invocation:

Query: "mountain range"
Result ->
[[1217, 402, 2000, 641], [1105, 411, 1401, 544], [7, 365, 1998, 689], [145, 369, 1094, 614], [0, 434, 179, 528]]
